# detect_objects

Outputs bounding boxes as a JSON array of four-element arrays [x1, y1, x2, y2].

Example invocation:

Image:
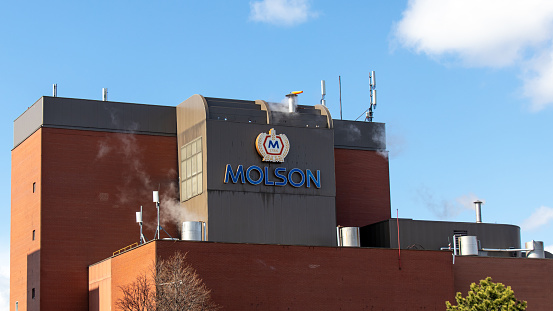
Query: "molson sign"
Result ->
[[224, 128, 321, 188]]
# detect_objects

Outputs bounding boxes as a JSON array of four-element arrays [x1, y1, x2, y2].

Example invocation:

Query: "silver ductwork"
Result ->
[[526, 240, 545, 258]]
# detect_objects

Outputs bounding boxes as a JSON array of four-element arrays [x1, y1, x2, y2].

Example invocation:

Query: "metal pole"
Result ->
[[339, 76, 342, 120], [156, 201, 160, 239]]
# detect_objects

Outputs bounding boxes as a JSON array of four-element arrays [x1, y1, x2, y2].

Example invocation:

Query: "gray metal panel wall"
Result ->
[[208, 191, 336, 246], [14, 96, 176, 148], [362, 219, 521, 251], [333, 120, 386, 150], [14, 98, 44, 148], [205, 120, 337, 246], [41, 97, 176, 135]]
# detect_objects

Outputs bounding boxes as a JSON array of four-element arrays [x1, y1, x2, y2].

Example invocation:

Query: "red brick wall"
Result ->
[[334, 148, 391, 227], [11, 129, 42, 311], [110, 242, 157, 309], [111, 241, 553, 311], [154, 241, 455, 310], [453, 256, 553, 308], [35, 128, 177, 310]]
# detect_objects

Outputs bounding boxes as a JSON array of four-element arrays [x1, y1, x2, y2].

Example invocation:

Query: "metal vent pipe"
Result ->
[[474, 200, 483, 223], [286, 93, 297, 113]]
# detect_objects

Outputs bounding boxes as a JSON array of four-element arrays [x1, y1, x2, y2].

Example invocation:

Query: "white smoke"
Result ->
[[159, 179, 202, 229], [267, 98, 293, 113], [371, 126, 388, 159], [416, 185, 483, 220]]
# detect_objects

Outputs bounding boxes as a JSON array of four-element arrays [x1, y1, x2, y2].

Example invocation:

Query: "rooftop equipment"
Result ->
[[181, 221, 206, 241], [354, 71, 379, 122], [526, 240, 545, 258], [151, 190, 173, 240], [136, 206, 147, 244], [53, 84, 57, 97], [102, 88, 108, 101], [286, 91, 303, 113], [336, 226, 360, 247], [153, 191, 161, 239], [474, 200, 483, 223], [320, 80, 326, 106], [366, 71, 377, 122], [459, 236, 478, 256]]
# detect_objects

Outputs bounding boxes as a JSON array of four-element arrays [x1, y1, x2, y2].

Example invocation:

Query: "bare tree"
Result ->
[[155, 252, 220, 311], [116, 252, 219, 311], [116, 272, 156, 311]]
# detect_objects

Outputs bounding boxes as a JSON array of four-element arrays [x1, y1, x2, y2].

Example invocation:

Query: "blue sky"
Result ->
[[3, 0, 553, 309]]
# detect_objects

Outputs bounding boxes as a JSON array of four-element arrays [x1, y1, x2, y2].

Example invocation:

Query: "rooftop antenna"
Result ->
[[153, 191, 161, 239], [136, 206, 147, 244], [366, 71, 377, 122], [355, 71, 378, 122], [320, 80, 326, 106], [152, 190, 173, 240], [102, 88, 108, 101], [53, 84, 57, 97]]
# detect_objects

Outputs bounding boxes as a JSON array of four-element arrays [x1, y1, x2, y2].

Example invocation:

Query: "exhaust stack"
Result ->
[[286, 91, 303, 113], [474, 200, 483, 223]]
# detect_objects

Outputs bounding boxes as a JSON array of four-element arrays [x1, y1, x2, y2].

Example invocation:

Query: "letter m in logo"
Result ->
[[268, 140, 279, 149]]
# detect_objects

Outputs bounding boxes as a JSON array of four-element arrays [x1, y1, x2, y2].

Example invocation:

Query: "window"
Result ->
[[32, 230, 35, 241], [32, 182, 36, 193], [181, 137, 203, 202], [32, 288, 35, 299]]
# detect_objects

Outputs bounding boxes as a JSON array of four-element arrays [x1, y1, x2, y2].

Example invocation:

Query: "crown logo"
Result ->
[[255, 128, 290, 162]]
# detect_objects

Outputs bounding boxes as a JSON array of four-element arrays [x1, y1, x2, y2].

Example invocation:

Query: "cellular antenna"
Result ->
[[152, 190, 173, 240], [356, 71, 378, 122], [366, 71, 377, 122], [320, 80, 326, 106], [136, 206, 147, 244], [153, 191, 160, 239]]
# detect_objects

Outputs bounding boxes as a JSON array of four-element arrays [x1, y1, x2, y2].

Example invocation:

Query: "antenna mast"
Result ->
[[320, 80, 326, 106], [366, 71, 377, 122], [153, 191, 161, 239], [152, 190, 173, 240]]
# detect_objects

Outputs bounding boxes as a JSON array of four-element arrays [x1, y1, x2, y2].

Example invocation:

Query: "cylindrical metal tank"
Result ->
[[526, 240, 545, 258], [460, 236, 478, 256], [338, 227, 360, 247], [181, 221, 204, 241]]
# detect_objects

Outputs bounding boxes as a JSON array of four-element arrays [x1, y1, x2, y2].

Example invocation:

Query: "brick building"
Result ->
[[11, 94, 552, 310]]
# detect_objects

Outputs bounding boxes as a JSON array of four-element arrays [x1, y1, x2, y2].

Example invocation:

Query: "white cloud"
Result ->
[[523, 50, 553, 111], [521, 206, 553, 231], [249, 0, 318, 27], [545, 244, 553, 253], [394, 0, 553, 109]]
